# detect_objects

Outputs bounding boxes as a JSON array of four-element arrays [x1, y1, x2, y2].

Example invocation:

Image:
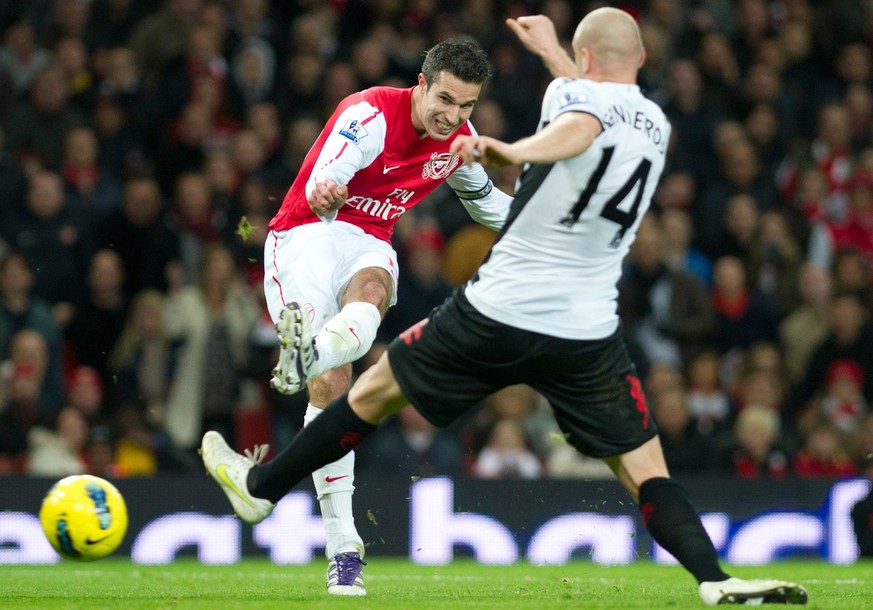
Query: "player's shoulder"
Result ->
[[360, 85, 411, 107]]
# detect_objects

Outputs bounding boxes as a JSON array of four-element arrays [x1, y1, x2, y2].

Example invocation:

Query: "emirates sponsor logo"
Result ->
[[345, 195, 408, 220], [422, 152, 460, 180]]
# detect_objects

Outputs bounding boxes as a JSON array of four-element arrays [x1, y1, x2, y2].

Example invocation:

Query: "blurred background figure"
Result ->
[[473, 418, 543, 480], [163, 242, 258, 452], [358, 404, 464, 479]]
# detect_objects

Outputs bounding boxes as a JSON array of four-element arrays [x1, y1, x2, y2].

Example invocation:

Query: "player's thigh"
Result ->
[[264, 226, 344, 331], [349, 350, 408, 422], [386, 299, 508, 427], [603, 436, 669, 500], [335, 227, 399, 309], [536, 331, 658, 460], [340, 266, 395, 315]]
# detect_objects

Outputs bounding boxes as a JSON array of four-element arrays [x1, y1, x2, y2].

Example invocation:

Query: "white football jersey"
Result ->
[[465, 78, 671, 340]]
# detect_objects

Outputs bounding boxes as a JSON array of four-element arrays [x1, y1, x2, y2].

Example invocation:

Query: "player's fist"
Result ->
[[506, 15, 560, 58], [450, 134, 518, 168], [308, 179, 348, 216]]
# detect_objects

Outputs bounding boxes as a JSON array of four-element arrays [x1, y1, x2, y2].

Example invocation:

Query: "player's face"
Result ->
[[415, 71, 482, 140]]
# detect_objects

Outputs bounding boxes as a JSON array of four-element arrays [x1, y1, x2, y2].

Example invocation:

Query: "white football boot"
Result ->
[[270, 302, 316, 395], [699, 577, 808, 605], [201, 431, 275, 524]]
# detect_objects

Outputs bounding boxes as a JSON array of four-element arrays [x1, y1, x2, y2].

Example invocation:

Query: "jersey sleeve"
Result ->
[[545, 78, 605, 129], [446, 160, 512, 231], [305, 101, 387, 199]]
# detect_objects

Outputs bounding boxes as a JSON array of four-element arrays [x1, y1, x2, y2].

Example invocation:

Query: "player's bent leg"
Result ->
[[605, 438, 729, 585], [347, 348, 410, 423], [308, 301, 382, 378], [606, 438, 808, 604], [307, 266, 391, 379], [603, 435, 669, 503]]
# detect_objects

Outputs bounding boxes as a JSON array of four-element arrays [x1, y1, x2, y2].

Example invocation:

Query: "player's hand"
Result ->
[[308, 179, 348, 216], [451, 135, 519, 168], [506, 15, 560, 59]]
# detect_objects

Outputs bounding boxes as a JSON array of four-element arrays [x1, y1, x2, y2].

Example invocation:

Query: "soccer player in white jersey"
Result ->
[[202, 10, 807, 605]]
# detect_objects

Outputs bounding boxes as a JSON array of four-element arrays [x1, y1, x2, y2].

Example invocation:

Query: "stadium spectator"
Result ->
[[0, 17, 52, 96], [710, 255, 781, 355], [25, 405, 89, 477], [107, 289, 175, 417], [792, 419, 858, 479], [797, 359, 869, 438], [66, 249, 128, 398], [60, 126, 122, 216], [697, 137, 780, 257], [126, 0, 203, 90], [789, 290, 873, 418], [659, 207, 712, 287], [745, 209, 804, 315], [779, 262, 834, 384], [618, 213, 715, 376], [1, 169, 93, 314], [163, 242, 259, 451], [473, 418, 543, 480], [5, 63, 86, 170], [65, 365, 106, 424], [713, 404, 792, 479], [0, 251, 62, 390], [685, 349, 732, 435], [659, 58, 723, 183], [718, 193, 761, 260], [650, 383, 711, 474], [779, 102, 854, 222], [227, 36, 277, 122], [831, 246, 872, 307], [170, 171, 225, 285], [462, 385, 558, 465], [53, 36, 93, 113], [94, 175, 181, 299], [0, 357, 42, 473]]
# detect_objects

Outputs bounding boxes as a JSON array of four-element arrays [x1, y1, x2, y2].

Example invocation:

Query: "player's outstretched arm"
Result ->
[[452, 112, 601, 168], [507, 15, 577, 79]]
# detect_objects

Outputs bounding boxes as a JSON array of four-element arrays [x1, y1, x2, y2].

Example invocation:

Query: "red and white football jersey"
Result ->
[[269, 86, 508, 243]]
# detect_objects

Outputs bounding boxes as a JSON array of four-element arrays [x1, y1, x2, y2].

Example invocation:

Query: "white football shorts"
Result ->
[[263, 221, 399, 334]]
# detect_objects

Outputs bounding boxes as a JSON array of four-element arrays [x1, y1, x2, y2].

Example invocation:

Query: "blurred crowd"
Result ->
[[0, 0, 872, 485]]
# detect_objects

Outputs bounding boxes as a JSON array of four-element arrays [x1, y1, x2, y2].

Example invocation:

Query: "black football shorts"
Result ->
[[386, 289, 658, 458]]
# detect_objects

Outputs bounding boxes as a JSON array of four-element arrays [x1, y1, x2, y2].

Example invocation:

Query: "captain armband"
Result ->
[[452, 180, 493, 200]]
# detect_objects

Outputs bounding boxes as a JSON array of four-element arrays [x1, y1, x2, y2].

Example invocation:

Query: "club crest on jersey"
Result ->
[[422, 152, 461, 180], [338, 119, 368, 144]]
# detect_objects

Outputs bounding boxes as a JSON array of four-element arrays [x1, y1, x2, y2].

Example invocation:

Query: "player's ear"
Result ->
[[417, 73, 427, 89]]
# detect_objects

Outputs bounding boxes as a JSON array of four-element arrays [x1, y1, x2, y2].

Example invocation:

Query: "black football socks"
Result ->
[[638, 477, 730, 584], [248, 395, 377, 504]]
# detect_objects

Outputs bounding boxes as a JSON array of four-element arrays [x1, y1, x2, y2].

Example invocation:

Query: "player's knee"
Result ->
[[345, 268, 392, 312]]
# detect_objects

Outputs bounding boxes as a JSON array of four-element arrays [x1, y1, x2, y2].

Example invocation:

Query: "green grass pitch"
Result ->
[[1, 559, 870, 609]]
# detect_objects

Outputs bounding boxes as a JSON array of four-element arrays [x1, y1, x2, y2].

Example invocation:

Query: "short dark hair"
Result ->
[[421, 38, 491, 86]]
